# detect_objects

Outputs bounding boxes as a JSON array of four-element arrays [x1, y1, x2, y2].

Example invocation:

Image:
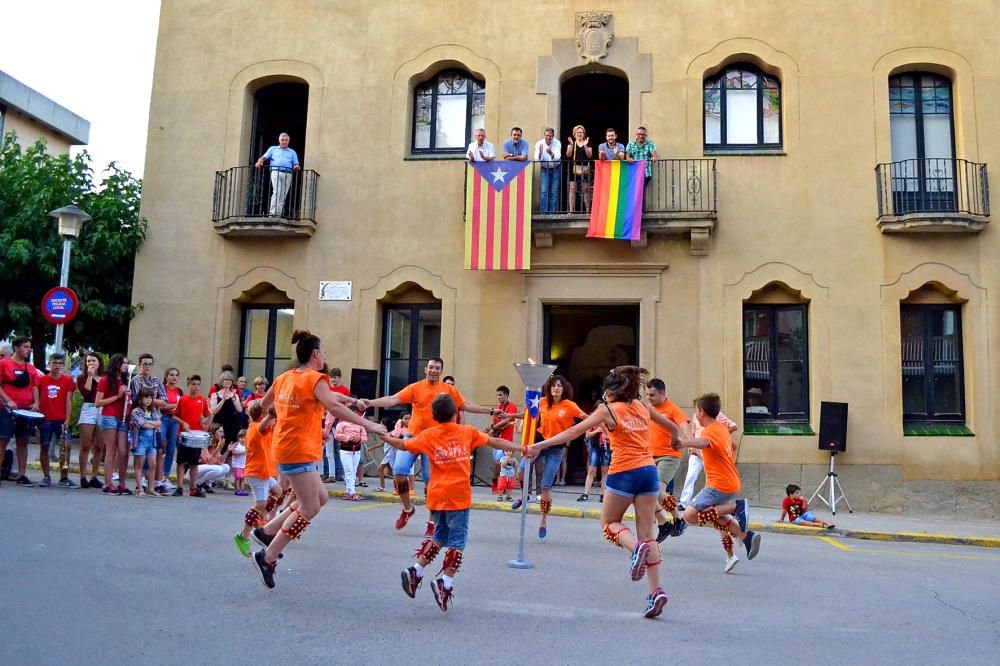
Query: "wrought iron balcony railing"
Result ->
[[875, 158, 989, 219], [213, 165, 319, 236]]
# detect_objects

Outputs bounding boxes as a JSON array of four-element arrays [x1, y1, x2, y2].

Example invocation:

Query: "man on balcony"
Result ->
[[254, 132, 301, 217], [466, 128, 496, 162], [597, 127, 626, 162], [534, 127, 561, 213], [626, 126, 658, 187], [502, 127, 529, 161]]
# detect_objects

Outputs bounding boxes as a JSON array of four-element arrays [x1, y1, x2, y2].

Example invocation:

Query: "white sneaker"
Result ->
[[141, 478, 148, 488], [112, 472, 120, 482], [160, 479, 177, 491], [725, 555, 739, 573]]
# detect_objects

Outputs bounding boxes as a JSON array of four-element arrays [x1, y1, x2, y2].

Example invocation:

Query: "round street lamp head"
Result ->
[[513, 361, 557, 391], [49, 204, 92, 239]]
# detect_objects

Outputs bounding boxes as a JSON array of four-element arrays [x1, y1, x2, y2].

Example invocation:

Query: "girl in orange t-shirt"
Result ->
[[517, 375, 586, 540], [248, 330, 388, 590], [529, 366, 680, 620], [233, 399, 281, 558]]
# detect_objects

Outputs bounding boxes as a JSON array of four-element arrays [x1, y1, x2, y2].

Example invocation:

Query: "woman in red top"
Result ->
[[76, 352, 105, 488], [249, 330, 387, 590], [530, 366, 679, 620], [96, 354, 131, 495]]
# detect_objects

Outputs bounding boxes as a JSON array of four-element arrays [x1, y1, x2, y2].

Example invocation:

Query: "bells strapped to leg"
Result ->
[[660, 494, 678, 513], [602, 523, 630, 548], [244, 506, 263, 528], [414, 539, 442, 564], [539, 498, 552, 515], [697, 507, 719, 527], [441, 548, 464, 574], [280, 509, 311, 540]]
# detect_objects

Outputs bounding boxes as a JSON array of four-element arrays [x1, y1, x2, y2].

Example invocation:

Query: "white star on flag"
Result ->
[[490, 167, 508, 183], [528, 395, 540, 411]]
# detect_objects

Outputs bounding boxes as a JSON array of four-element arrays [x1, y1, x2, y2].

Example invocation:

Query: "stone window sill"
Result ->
[[703, 149, 786, 157], [903, 423, 974, 437], [744, 422, 815, 436]]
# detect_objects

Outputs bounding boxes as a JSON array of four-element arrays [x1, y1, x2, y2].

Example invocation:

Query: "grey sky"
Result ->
[[0, 1, 160, 178]]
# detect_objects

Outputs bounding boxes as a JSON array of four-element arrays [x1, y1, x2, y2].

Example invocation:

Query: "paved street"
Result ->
[[3, 488, 999, 665]]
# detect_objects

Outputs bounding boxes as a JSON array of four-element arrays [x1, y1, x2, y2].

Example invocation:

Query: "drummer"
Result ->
[[0, 336, 41, 488], [171, 374, 211, 497]]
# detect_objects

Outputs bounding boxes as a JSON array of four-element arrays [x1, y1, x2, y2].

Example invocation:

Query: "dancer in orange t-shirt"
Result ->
[[380, 394, 526, 612], [249, 330, 387, 590], [677, 393, 761, 574], [529, 366, 680, 620], [645, 378, 691, 543], [233, 399, 281, 558]]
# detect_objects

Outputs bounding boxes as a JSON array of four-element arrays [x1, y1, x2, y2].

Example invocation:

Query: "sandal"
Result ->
[[349, 493, 364, 501], [137, 490, 147, 498], [358, 481, 368, 487]]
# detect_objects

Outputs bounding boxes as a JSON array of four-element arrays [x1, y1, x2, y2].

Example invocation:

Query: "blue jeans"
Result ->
[[160, 417, 179, 477], [430, 509, 471, 549], [540, 165, 561, 212], [539, 447, 564, 490]]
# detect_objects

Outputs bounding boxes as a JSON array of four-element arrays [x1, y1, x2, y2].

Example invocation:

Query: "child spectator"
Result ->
[[371, 412, 407, 492], [197, 424, 231, 492], [497, 451, 517, 501], [129, 389, 162, 497], [234, 400, 281, 558], [335, 413, 368, 501], [231, 429, 248, 496], [780, 484, 835, 529], [37, 352, 76, 487]]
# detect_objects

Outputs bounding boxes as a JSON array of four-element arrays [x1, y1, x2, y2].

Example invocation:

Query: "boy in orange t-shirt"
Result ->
[[379, 394, 525, 613], [646, 378, 690, 543], [233, 400, 281, 558], [677, 393, 761, 573]]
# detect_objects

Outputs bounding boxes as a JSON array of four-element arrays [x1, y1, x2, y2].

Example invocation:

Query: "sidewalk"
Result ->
[[21, 459, 1000, 548]]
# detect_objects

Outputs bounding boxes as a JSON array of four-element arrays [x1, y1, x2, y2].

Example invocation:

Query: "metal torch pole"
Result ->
[[508, 452, 533, 569], [53, 237, 72, 354]]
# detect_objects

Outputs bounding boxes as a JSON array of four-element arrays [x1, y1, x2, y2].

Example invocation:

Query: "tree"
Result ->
[[0, 133, 148, 366]]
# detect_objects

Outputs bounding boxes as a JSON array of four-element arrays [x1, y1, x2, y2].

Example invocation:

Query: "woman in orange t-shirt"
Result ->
[[248, 330, 387, 590], [529, 366, 679, 620]]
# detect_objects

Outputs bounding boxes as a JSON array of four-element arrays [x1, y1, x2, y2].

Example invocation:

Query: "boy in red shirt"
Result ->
[[0, 336, 40, 487], [38, 352, 77, 487], [171, 375, 211, 497], [379, 394, 525, 612], [780, 484, 835, 528]]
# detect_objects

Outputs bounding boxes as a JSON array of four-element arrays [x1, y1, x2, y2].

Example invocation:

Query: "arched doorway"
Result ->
[[560, 72, 628, 147], [248, 81, 309, 165]]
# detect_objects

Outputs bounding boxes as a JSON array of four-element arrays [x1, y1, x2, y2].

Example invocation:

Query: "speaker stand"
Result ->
[[469, 446, 493, 488], [809, 452, 853, 515]]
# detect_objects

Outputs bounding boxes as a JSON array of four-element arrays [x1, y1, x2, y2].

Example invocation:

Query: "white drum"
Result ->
[[11, 409, 45, 423], [180, 430, 211, 448]]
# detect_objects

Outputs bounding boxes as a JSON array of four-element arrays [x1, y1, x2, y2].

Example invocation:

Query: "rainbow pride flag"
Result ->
[[587, 159, 645, 241]]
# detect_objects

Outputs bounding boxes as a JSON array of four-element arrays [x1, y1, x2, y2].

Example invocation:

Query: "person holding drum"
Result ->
[[249, 329, 387, 589], [97, 353, 132, 495], [171, 374, 212, 497], [0, 336, 41, 488], [76, 352, 105, 489]]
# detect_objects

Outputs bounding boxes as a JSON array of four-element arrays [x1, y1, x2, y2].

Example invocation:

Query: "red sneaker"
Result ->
[[400, 566, 421, 598], [424, 521, 435, 538], [395, 507, 415, 530], [431, 577, 453, 612]]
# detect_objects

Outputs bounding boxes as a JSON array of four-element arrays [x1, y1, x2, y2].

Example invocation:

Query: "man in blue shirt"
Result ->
[[254, 132, 301, 216], [501, 127, 529, 161], [597, 127, 625, 161]]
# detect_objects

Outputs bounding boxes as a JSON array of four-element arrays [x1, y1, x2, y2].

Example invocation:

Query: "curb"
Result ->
[[26, 463, 1000, 549]]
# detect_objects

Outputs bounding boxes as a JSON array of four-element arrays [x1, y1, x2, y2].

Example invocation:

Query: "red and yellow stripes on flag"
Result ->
[[464, 165, 532, 270], [520, 414, 538, 447]]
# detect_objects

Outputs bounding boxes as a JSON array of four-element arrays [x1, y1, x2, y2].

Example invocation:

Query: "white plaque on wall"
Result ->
[[319, 281, 352, 301]]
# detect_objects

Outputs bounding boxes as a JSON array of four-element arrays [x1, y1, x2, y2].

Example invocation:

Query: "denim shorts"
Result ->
[[100, 415, 126, 432], [0, 409, 35, 440], [587, 441, 611, 468], [39, 421, 65, 448], [691, 486, 738, 511], [430, 508, 470, 549], [78, 403, 100, 426], [606, 465, 659, 498], [539, 447, 564, 490], [247, 476, 278, 501], [793, 511, 817, 525], [132, 429, 157, 457], [392, 436, 429, 480], [278, 461, 320, 476]]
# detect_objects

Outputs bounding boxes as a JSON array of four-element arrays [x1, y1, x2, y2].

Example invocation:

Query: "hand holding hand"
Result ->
[[367, 422, 388, 437], [525, 443, 542, 459], [356, 399, 370, 412]]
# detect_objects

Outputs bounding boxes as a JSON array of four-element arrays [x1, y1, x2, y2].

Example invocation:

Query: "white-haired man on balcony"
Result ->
[[626, 125, 658, 187], [255, 132, 301, 217]]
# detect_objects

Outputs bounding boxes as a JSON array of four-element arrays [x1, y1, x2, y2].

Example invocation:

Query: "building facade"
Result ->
[[0, 70, 90, 153], [132, 1, 1000, 515]]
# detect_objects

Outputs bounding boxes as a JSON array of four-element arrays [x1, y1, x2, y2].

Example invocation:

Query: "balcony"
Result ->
[[875, 159, 990, 233], [212, 166, 319, 237]]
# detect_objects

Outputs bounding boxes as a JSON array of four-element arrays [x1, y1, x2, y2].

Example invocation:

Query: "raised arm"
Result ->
[[315, 380, 387, 436], [486, 436, 526, 455], [529, 407, 612, 455], [358, 394, 402, 411]]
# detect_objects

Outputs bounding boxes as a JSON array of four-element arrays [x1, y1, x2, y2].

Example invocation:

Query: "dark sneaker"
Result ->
[[670, 517, 688, 538], [38, 476, 52, 488], [102, 484, 119, 495], [90, 477, 103, 490], [430, 577, 453, 612], [251, 527, 275, 548], [252, 550, 276, 589], [80, 477, 91, 488], [118, 485, 132, 496], [734, 499, 749, 533], [200, 483, 214, 494], [630, 541, 651, 581], [743, 530, 761, 560], [16, 476, 34, 487], [511, 498, 523, 511], [171, 487, 184, 497], [644, 588, 669, 619], [401, 566, 422, 598], [57, 478, 77, 488], [656, 522, 671, 543], [234, 533, 252, 558], [538, 525, 547, 540], [576, 493, 589, 502]]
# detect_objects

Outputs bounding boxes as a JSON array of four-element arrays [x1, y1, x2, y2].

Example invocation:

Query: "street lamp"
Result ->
[[48, 204, 91, 354]]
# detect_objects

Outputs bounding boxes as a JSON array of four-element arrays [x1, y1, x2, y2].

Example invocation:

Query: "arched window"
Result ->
[[704, 65, 781, 149], [412, 69, 485, 154]]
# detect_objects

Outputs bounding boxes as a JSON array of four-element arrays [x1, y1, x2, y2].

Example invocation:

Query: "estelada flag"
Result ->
[[587, 159, 645, 241], [464, 160, 532, 270]]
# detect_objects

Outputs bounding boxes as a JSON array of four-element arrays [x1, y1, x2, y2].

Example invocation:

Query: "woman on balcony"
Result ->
[[565, 125, 593, 213]]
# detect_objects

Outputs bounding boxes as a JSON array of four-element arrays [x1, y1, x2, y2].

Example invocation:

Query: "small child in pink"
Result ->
[[231, 429, 248, 496]]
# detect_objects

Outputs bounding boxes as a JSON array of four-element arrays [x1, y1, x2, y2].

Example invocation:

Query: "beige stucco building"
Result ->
[[0, 70, 90, 153], [132, 1, 1000, 515]]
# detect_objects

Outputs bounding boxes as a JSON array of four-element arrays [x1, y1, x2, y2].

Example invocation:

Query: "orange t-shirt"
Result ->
[[606, 400, 654, 475], [244, 421, 276, 479], [396, 380, 465, 436], [649, 399, 689, 458], [405, 422, 489, 511], [701, 420, 741, 494], [538, 399, 586, 439], [271, 368, 329, 465]]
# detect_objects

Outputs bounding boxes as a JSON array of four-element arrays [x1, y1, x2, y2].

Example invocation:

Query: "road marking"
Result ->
[[818, 535, 1000, 561], [339, 503, 390, 512]]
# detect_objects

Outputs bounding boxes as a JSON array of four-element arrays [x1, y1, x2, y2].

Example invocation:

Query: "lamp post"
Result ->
[[507, 360, 556, 570], [48, 205, 91, 354]]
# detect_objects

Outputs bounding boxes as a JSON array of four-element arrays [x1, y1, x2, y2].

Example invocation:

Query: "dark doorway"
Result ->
[[543, 303, 640, 484], [248, 82, 309, 165], [560, 73, 629, 147]]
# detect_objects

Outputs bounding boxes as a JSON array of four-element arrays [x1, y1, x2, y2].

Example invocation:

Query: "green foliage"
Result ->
[[0, 133, 148, 357]]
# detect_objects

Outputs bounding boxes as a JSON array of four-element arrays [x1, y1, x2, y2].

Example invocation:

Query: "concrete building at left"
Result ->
[[0, 70, 90, 151]]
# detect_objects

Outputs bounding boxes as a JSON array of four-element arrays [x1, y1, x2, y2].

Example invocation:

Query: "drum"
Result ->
[[180, 430, 211, 448], [11, 409, 45, 424]]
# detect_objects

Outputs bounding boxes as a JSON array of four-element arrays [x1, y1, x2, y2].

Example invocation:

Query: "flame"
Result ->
[[527, 357, 536, 364]]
